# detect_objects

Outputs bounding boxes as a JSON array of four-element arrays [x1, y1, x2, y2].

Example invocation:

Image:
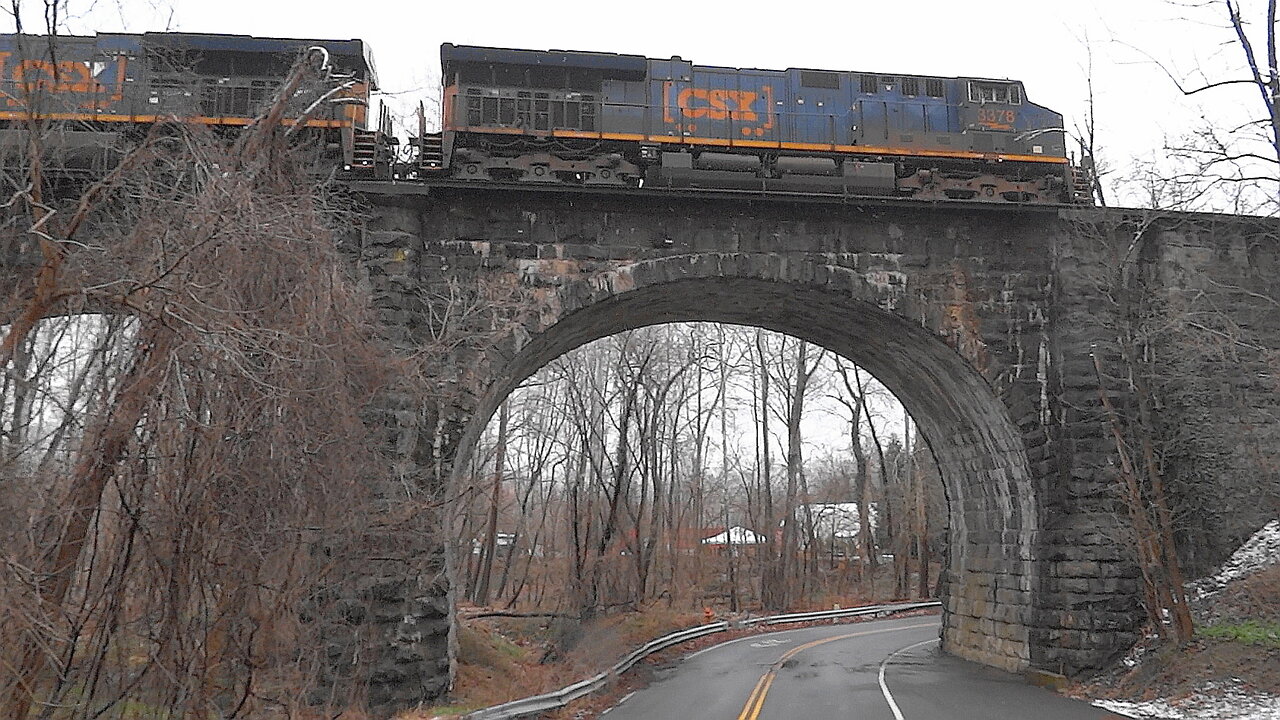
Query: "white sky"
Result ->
[[24, 0, 1275, 207]]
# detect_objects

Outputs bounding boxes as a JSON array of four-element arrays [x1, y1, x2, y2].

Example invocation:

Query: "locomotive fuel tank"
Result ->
[[775, 156, 839, 176]]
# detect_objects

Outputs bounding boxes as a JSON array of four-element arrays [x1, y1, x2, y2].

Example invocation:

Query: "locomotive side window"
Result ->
[[926, 78, 945, 97], [465, 87, 483, 125], [968, 81, 1022, 105], [859, 74, 877, 94], [801, 70, 840, 89]]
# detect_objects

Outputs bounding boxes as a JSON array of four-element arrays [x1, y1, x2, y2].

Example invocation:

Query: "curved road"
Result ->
[[601, 615, 1127, 719]]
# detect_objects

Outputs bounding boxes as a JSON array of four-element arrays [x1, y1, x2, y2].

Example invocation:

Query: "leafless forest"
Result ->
[[454, 324, 945, 617]]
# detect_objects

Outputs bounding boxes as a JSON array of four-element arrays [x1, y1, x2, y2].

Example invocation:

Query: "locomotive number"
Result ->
[[977, 108, 1016, 127]]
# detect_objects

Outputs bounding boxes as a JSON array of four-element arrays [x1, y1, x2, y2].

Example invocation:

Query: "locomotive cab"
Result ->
[[959, 79, 1066, 157]]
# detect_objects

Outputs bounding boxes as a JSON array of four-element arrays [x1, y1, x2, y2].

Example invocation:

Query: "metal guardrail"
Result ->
[[461, 599, 941, 720]]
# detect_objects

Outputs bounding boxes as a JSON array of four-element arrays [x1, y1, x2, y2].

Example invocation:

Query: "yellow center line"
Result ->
[[735, 621, 937, 720]]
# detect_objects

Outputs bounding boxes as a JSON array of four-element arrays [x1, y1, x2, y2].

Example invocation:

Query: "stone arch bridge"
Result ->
[[340, 186, 1280, 712]]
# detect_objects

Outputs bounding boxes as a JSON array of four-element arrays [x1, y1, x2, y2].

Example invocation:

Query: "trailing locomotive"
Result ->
[[0, 32, 389, 175], [424, 43, 1085, 203]]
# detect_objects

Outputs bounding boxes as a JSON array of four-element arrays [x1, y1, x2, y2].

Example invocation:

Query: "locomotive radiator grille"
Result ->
[[463, 87, 598, 132]]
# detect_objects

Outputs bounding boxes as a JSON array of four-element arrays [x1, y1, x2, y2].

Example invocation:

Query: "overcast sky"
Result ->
[[17, 0, 1271, 207]]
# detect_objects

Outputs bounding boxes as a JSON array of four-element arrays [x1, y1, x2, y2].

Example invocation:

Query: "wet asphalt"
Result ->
[[600, 615, 1134, 719]]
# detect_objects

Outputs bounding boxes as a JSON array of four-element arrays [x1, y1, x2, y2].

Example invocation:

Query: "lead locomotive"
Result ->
[[420, 43, 1085, 204]]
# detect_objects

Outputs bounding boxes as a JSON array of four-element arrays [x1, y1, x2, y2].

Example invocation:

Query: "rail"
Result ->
[[460, 599, 941, 720]]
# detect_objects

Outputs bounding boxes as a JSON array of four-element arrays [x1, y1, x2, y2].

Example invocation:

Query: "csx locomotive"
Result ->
[[424, 43, 1084, 203], [0, 32, 386, 174], [1, 31, 1084, 204]]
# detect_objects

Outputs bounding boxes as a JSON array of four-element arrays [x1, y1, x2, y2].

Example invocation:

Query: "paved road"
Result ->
[[601, 615, 1129, 719]]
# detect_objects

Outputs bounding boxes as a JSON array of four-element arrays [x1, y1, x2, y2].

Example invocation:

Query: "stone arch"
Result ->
[[452, 252, 1039, 673]]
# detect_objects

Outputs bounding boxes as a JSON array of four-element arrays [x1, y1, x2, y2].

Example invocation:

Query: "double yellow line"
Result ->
[[735, 622, 937, 720]]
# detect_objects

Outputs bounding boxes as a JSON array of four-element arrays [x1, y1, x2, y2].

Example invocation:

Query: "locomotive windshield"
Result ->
[[968, 81, 1022, 105]]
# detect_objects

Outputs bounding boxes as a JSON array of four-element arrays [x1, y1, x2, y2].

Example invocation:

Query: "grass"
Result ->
[[458, 620, 527, 666], [1199, 619, 1280, 648]]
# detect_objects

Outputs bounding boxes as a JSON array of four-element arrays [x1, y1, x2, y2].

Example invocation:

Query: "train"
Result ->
[[0, 32, 390, 175], [0, 31, 1089, 204], [419, 43, 1089, 204]]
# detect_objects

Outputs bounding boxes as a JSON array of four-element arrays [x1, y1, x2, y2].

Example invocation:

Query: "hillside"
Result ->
[[1075, 521, 1280, 719]]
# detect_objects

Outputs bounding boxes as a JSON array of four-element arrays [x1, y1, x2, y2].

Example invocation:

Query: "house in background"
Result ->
[[792, 502, 879, 556], [701, 525, 766, 557], [701, 526, 766, 546]]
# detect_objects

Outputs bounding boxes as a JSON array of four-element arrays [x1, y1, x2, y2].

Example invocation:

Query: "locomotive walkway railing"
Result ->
[[459, 599, 941, 720]]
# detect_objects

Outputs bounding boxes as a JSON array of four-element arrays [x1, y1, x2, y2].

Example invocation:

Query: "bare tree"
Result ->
[[1079, 213, 1197, 645], [473, 399, 510, 605], [0, 44, 417, 718], [1134, 1, 1280, 212]]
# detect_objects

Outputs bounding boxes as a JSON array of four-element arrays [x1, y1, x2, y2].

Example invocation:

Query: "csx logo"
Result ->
[[676, 88, 759, 120], [0, 52, 127, 108], [663, 81, 775, 136]]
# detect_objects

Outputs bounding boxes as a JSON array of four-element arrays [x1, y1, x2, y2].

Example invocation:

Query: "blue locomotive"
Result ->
[[0, 32, 1083, 203], [426, 43, 1081, 203], [0, 32, 388, 174]]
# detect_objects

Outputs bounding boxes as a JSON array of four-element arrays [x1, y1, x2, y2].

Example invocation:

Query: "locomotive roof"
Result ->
[[0, 31, 380, 89], [441, 43, 1022, 86], [442, 43, 648, 79]]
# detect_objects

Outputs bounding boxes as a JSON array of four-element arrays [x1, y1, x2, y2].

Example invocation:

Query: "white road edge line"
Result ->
[[877, 637, 940, 720], [601, 690, 636, 714]]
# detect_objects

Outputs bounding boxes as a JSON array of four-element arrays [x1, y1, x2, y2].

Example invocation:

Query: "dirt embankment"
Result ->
[[1070, 521, 1280, 720]]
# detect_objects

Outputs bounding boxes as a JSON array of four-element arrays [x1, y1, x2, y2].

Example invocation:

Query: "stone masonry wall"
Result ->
[[1147, 215, 1280, 573], [342, 191, 1280, 715]]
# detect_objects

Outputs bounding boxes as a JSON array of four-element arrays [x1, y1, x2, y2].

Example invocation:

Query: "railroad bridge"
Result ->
[[337, 183, 1280, 707], [335, 185, 1280, 713]]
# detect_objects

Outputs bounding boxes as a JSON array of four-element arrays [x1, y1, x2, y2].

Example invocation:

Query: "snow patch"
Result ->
[[1189, 520, 1280, 601], [1089, 521, 1280, 719], [1117, 632, 1160, 668], [1093, 680, 1280, 719]]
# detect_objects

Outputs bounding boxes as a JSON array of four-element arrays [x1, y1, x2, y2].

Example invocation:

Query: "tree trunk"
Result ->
[[473, 399, 509, 605]]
